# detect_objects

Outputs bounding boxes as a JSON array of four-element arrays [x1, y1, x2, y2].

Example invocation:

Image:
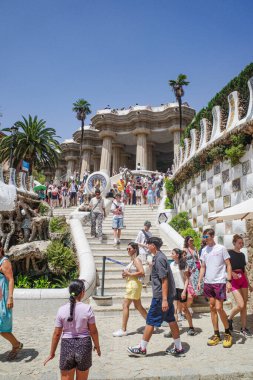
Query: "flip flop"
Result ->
[[7, 342, 23, 361]]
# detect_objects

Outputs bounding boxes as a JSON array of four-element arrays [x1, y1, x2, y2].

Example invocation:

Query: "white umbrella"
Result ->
[[208, 197, 253, 222]]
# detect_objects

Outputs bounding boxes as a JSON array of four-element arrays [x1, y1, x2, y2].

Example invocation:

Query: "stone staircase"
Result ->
[[53, 204, 211, 314]]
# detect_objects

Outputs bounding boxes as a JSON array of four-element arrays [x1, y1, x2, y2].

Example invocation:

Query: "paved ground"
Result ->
[[0, 300, 253, 380]]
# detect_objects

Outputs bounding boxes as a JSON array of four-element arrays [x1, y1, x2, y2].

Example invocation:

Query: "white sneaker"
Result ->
[[112, 329, 128, 337]]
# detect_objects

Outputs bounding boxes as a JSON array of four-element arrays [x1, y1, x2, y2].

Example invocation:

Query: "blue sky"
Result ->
[[0, 0, 252, 141]]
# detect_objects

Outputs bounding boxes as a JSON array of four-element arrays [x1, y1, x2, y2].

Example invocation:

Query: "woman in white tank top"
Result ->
[[113, 242, 147, 337]]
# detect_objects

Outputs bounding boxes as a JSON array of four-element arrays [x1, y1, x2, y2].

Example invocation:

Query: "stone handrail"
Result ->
[[173, 77, 253, 175]]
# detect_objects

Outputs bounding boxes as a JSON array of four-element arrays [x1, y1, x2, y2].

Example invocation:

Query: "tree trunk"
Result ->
[[79, 119, 84, 179]]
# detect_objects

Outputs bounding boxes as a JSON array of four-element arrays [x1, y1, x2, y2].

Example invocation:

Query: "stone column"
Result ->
[[80, 147, 93, 178], [133, 128, 150, 170], [99, 131, 116, 175], [66, 157, 75, 180], [112, 144, 123, 174], [54, 167, 62, 183]]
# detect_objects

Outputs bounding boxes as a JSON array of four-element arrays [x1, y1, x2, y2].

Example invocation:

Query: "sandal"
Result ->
[[7, 342, 23, 360]]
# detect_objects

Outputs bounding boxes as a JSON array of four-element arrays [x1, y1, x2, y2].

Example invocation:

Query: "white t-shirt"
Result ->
[[135, 230, 152, 258], [89, 197, 105, 214], [170, 261, 188, 289], [200, 244, 230, 284]]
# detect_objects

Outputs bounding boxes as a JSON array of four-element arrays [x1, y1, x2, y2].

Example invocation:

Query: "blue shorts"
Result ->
[[146, 298, 175, 327], [112, 217, 124, 230]]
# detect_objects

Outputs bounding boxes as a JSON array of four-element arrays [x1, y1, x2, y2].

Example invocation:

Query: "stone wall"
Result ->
[[172, 77, 253, 248]]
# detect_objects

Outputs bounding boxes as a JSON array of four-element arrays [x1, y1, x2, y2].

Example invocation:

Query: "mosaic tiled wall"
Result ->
[[173, 143, 253, 248]]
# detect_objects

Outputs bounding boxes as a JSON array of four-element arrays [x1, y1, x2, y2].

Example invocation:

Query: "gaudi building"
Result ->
[[49, 102, 195, 180]]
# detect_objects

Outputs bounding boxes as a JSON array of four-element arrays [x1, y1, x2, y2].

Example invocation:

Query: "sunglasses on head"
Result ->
[[202, 235, 209, 239]]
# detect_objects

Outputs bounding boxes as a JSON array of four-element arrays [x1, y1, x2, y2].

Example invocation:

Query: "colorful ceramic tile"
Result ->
[[197, 184, 201, 194], [242, 160, 250, 175], [201, 171, 206, 181], [223, 195, 231, 208], [191, 178, 195, 187], [225, 221, 232, 234], [222, 169, 230, 183], [204, 214, 208, 225], [197, 205, 202, 216], [215, 185, 221, 198], [202, 192, 207, 203], [192, 197, 196, 207], [208, 200, 214, 212], [232, 178, 241, 192], [246, 189, 253, 199], [214, 163, 220, 175], [193, 218, 197, 228]]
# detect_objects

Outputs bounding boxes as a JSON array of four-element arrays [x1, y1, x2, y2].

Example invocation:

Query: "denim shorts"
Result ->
[[112, 217, 124, 229], [146, 297, 175, 327]]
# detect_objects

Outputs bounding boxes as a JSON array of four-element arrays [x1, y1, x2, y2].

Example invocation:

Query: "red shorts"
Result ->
[[231, 272, 248, 291], [204, 283, 227, 301]]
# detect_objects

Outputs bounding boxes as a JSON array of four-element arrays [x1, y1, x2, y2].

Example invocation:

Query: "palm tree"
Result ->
[[168, 74, 190, 136], [0, 115, 61, 174], [72, 99, 91, 177]]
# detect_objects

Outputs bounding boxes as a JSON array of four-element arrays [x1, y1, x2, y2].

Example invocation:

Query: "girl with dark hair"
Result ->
[[0, 241, 23, 360], [113, 242, 147, 337], [170, 248, 196, 336], [227, 235, 253, 337], [184, 235, 202, 315], [44, 279, 100, 380]]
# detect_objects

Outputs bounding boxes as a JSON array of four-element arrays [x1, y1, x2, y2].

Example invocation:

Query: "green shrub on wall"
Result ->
[[164, 178, 175, 209], [165, 197, 174, 209], [169, 212, 201, 249], [180, 228, 201, 250], [46, 240, 76, 275], [181, 62, 253, 144]]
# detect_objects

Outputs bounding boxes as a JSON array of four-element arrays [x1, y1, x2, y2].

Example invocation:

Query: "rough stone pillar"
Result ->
[[54, 168, 62, 183], [80, 147, 93, 178], [112, 144, 123, 174], [99, 131, 116, 175], [133, 128, 150, 170], [66, 159, 75, 180]]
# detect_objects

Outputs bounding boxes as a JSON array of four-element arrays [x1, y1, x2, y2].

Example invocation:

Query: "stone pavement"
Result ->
[[0, 300, 253, 380]]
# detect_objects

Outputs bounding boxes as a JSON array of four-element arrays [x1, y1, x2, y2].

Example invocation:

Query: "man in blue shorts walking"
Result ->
[[127, 237, 185, 357]]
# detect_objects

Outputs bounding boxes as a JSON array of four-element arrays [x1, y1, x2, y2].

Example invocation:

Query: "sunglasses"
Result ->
[[202, 235, 209, 239]]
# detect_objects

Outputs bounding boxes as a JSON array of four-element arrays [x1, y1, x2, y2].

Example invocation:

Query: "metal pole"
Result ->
[[101, 256, 106, 296]]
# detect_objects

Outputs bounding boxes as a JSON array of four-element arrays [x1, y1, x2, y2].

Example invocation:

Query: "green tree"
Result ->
[[72, 99, 91, 176], [0, 115, 61, 174], [168, 74, 190, 136]]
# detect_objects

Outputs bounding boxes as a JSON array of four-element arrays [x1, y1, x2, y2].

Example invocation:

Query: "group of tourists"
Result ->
[[44, 179, 88, 208], [115, 173, 164, 208]]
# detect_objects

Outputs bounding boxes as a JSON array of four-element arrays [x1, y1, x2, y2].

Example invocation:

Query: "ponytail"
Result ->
[[67, 279, 85, 322]]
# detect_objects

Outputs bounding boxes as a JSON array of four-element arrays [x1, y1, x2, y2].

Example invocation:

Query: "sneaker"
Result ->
[[223, 333, 233, 348], [165, 347, 185, 357], [207, 334, 221, 346], [187, 328, 196, 336], [117, 240, 120, 245], [127, 345, 146, 357], [228, 318, 233, 331], [240, 328, 252, 338], [113, 329, 128, 337], [178, 313, 186, 321], [161, 321, 169, 327]]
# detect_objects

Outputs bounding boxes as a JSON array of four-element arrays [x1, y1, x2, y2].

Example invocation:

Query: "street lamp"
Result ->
[[9, 125, 19, 168]]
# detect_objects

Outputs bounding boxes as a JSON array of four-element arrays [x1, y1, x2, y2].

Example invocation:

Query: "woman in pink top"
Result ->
[[44, 279, 101, 380]]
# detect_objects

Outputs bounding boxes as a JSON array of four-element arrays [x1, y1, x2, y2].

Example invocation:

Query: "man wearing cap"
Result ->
[[128, 236, 184, 357], [89, 189, 106, 242], [135, 221, 152, 264]]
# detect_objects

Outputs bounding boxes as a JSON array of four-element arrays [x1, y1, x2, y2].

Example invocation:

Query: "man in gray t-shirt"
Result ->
[[128, 237, 184, 357]]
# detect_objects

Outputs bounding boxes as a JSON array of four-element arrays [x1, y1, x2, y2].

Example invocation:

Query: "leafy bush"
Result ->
[[49, 216, 67, 233], [165, 197, 174, 209], [164, 178, 175, 198], [169, 212, 191, 232], [46, 240, 76, 275], [15, 274, 32, 288], [180, 228, 201, 250], [39, 202, 50, 216], [33, 276, 54, 289]]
